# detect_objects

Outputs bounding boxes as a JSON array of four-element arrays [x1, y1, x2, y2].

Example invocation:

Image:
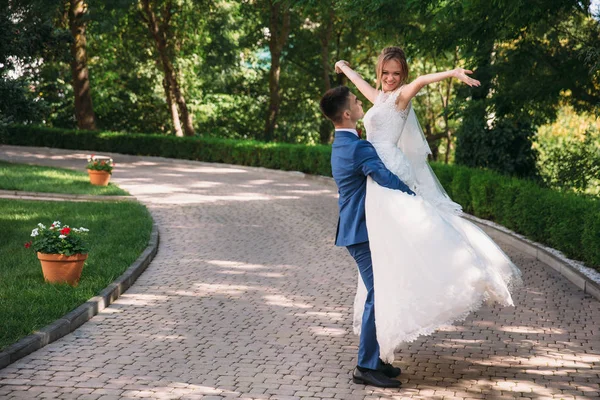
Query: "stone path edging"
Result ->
[[0, 189, 134, 202], [0, 220, 160, 370]]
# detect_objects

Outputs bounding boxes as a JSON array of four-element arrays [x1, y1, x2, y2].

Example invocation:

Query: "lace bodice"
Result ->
[[363, 86, 415, 186]]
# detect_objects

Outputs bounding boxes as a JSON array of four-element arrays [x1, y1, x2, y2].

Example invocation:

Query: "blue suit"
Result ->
[[331, 130, 413, 369]]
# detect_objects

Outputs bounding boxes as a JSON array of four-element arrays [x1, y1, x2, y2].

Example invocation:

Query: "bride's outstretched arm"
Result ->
[[396, 68, 481, 111], [335, 60, 378, 104]]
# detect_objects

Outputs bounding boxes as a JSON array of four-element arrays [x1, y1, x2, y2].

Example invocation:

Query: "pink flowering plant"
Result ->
[[25, 221, 90, 256], [87, 154, 114, 174]]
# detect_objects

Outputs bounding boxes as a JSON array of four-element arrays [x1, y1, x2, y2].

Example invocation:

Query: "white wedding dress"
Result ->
[[354, 86, 522, 363]]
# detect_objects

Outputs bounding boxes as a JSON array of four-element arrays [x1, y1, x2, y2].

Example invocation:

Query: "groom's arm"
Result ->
[[354, 141, 416, 195]]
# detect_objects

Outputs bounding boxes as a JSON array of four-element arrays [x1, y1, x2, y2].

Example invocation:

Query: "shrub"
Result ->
[[510, 182, 550, 243], [582, 207, 600, 266], [449, 166, 473, 213], [536, 127, 600, 195], [430, 163, 454, 198], [455, 112, 539, 179], [470, 169, 502, 219], [4, 125, 599, 270], [433, 161, 599, 270], [0, 125, 333, 177]]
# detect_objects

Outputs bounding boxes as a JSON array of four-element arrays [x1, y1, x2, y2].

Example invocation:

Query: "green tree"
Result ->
[[0, 0, 69, 126], [262, 0, 292, 142], [138, 0, 196, 136]]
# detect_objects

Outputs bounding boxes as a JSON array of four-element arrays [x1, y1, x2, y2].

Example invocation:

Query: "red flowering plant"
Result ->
[[86, 154, 114, 174], [25, 221, 89, 256]]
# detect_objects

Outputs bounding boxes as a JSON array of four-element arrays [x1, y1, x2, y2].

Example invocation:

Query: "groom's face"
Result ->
[[347, 93, 364, 123]]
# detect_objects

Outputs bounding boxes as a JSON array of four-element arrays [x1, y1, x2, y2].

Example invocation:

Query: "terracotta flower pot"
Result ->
[[87, 169, 111, 186], [37, 252, 88, 286]]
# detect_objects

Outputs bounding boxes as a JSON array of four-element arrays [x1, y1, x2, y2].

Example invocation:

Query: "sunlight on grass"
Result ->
[[0, 161, 128, 195], [0, 198, 152, 351]]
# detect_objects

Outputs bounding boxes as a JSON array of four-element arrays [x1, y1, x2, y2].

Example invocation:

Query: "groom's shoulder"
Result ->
[[333, 140, 376, 167], [353, 140, 375, 155], [333, 137, 368, 152]]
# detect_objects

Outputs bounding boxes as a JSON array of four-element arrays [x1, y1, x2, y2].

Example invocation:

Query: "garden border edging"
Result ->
[[0, 189, 135, 202], [0, 222, 160, 370]]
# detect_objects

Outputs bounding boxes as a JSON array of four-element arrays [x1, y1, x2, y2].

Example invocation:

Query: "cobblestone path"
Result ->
[[1, 145, 599, 400]]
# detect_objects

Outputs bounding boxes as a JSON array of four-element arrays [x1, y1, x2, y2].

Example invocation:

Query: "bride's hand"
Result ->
[[335, 60, 350, 74], [453, 68, 481, 87]]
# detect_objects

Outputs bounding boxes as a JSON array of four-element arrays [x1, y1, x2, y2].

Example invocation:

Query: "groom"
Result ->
[[320, 86, 415, 388]]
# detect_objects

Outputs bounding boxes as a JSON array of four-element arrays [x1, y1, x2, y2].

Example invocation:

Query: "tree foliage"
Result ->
[[1, 0, 599, 184]]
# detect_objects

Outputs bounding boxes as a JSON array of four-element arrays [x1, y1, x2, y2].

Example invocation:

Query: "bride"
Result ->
[[335, 46, 522, 363]]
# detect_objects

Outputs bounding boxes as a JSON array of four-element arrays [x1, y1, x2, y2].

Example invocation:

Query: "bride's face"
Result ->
[[381, 59, 403, 92]]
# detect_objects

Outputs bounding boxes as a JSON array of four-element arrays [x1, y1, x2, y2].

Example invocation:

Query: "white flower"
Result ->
[[59, 235, 66, 239], [52, 221, 61, 227], [31, 228, 39, 237], [79, 227, 89, 232], [37, 223, 46, 229]]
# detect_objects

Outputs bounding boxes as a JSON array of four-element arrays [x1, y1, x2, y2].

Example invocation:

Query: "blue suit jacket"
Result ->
[[331, 130, 413, 247]]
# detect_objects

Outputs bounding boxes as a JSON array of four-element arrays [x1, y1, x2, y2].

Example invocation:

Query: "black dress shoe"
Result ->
[[377, 359, 401, 378], [352, 367, 401, 388]]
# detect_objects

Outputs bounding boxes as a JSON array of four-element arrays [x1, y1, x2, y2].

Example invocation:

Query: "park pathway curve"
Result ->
[[0, 145, 599, 400]]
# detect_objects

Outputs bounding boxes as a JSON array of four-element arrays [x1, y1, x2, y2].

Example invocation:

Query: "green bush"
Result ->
[[536, 127, 600, 195], [1, 125, 333, 177], [582, 207, 600, 266], [455, 109, 539, 180], [4, 125, 599, 270], [470, 169, 502, 219], [510, 182, 550, 243], [546, 194, 594, 261], [449, 166, 473, 213], [430, 163, 454, 198], [432, 161, 600, 270]]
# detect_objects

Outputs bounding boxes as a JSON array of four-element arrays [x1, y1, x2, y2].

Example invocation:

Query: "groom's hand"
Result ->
[[402, 187, 416, 196]]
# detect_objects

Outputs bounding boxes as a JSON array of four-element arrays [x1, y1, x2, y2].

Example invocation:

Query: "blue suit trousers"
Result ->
[[346, 241, 379, 369]]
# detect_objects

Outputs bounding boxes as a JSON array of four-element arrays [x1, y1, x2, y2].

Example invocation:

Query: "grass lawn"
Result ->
[[0, 161, 128, 195], [0, 198, 153, 351]]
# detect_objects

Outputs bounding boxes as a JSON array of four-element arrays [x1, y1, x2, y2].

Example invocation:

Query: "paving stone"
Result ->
[[0, 146, 599, 400]]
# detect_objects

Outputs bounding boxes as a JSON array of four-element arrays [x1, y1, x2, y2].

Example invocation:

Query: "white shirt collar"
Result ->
[[335, 128, 359, 137]]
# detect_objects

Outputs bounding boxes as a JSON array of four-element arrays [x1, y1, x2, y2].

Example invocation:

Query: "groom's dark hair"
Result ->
[[320, 86, 350, 124]]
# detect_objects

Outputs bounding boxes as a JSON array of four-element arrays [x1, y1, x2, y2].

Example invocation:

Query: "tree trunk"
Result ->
[[69, 0, 96, 130], [265, 0, 291, 142], [318, 3, 335, 144], [162, 76, 183, 136], [140, 0, 194, 136]]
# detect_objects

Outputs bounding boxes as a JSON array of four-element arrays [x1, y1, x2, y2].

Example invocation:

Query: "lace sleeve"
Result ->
[[381, 86, 410, 119], [396, 101, 411, 119]]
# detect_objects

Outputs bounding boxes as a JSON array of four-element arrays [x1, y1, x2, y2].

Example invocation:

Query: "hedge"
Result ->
[[0, 125, 333, 177], [2, 125, 599, 270], [431, 163, 600, 270]]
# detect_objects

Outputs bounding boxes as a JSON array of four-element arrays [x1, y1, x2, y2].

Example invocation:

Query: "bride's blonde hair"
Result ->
[[376, 47, 409, 90]]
